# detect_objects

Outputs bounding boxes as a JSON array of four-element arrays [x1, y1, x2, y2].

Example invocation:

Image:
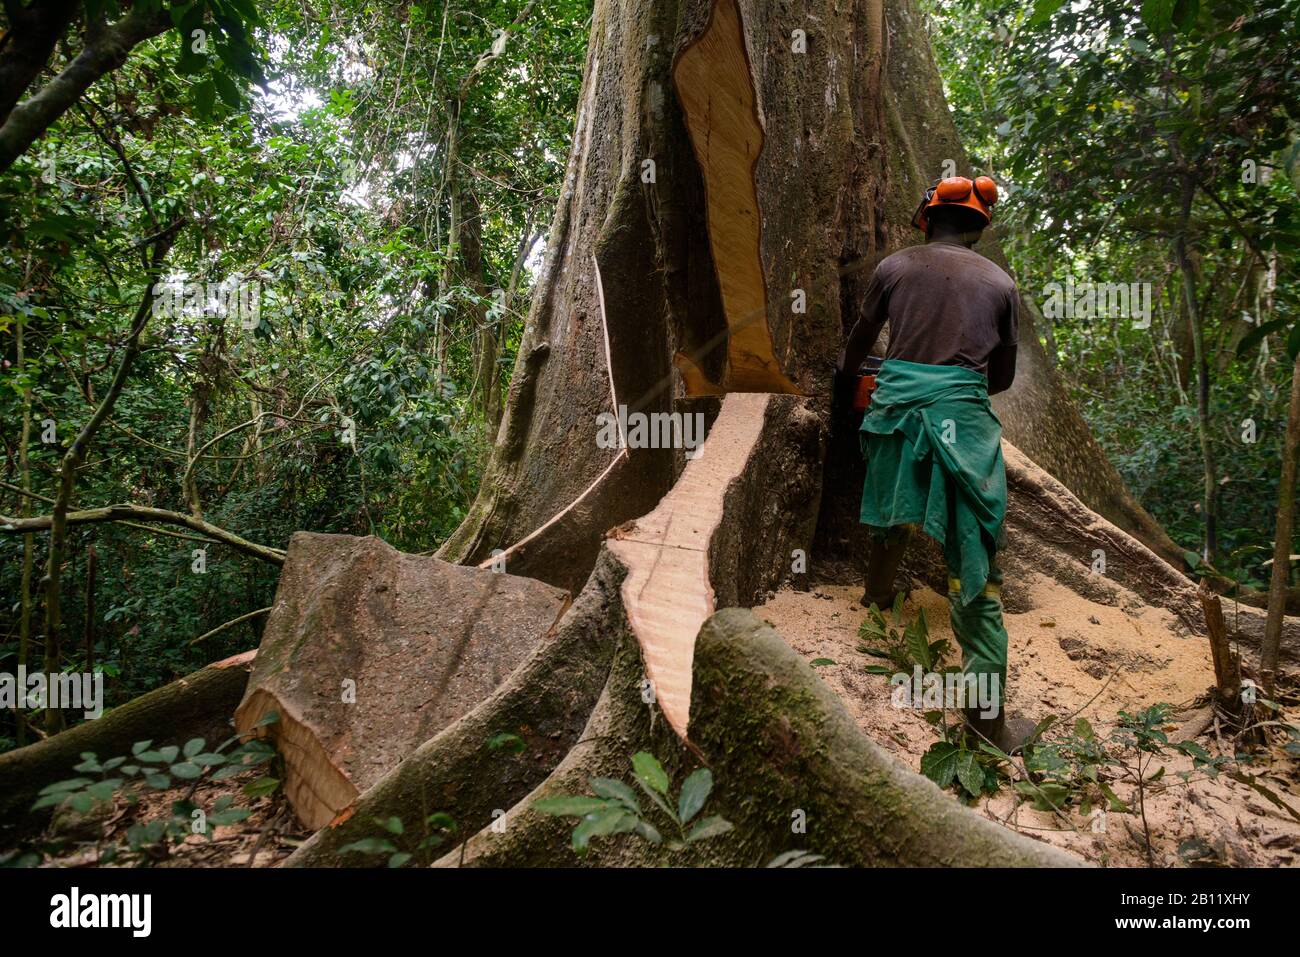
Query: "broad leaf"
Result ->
[[955, 751, 984, 796], [339, 837, 397, 856], [590, 777, 640, 814], [685, 815, 733, 843], [631, 752, 669, 795], [532, 796, 614, 817], [921, 742, 959, 789], [572, 808, 637, 853], [677, 768, 713, 824]]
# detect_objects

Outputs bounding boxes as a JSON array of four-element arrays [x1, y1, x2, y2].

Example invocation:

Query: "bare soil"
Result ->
[[756, 574, 1300, 867]]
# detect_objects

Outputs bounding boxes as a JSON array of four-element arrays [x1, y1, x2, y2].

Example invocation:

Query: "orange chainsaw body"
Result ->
[[853, 374, 878, 413]]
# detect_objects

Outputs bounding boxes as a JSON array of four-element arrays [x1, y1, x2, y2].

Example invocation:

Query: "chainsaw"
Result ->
[[852, 356, 884, 412]]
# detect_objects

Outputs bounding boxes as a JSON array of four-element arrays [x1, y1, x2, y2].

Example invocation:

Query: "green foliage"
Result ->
[[337, 812, 457, 868], [0, 1, 593, 750], [533, 752, 734, 856], [1016, 706, 1243, 819], [862, 612, 1290, 822], [19, 715, 280, 865], [486, 731, 526, 754], [858, 594, 953, 675], [921, 736, 1004, 799], [859, 600, 1005, 799], [925, 0, 1299, 571]]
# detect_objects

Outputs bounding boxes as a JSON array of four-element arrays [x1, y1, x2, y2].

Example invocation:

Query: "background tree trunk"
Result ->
[[1261, 349, 1300, 696]]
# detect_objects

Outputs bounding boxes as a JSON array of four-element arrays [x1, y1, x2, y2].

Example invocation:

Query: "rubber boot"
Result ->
[[861, 525, 912, 609], [963, 707, 1038, 756]]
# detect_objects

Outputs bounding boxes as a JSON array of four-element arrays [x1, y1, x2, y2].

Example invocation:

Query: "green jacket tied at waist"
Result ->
[[859, 358, 1007, 606]]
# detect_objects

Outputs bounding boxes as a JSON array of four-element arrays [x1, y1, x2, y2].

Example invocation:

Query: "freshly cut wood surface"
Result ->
[[673, 0, 799, 395], [235, 532, 569, 829], [608, 392, 771, 737]]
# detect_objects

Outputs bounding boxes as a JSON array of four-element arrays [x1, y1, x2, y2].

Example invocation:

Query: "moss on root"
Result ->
[[688, 609, 1081, 866], [439, 606, 1081, 867]]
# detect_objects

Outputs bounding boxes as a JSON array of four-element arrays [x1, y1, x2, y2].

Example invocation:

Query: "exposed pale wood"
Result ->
[[607, 392, 770, 737], [673, 350, 727, 397], [672, 0, 799, 395], [236, 533, 569, 829]]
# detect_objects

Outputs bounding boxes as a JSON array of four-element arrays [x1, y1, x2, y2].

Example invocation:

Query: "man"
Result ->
[[840, 174, 1034, 753]]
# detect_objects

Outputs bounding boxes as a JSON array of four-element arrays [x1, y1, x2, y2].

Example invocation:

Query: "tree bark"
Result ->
[[39, 229, 178, 732], [234, 532, 570, 830], [439, 607, 1077, 867], [1198, 580, 1241, 708], [437, 0, 1181, 595], [461, 188, 502, 428], [1174, 180, 1219, 563], [82, 543, 96, 677], [15, 311, 34, 746], [0, 0, 79, 127], [0, 5, 170, 173], [1261, 349, 1300, 697], [1, 503, 285, 565]]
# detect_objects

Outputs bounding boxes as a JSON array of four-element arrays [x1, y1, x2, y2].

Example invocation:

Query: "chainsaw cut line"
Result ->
[[608, 391, 771, 738], [478, 255, 627, 571]]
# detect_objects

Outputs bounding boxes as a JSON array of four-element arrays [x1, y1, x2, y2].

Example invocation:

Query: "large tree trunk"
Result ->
[[436, 0, 1180, 594]]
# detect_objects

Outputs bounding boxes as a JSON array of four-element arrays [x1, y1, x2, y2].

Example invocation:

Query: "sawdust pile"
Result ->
[[757, 573, 1300, 867]]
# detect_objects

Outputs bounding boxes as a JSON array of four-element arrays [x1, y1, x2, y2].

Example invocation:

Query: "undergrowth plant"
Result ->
[[533, 752, 733, 855], [920, 718, 1022, 800], [6, 711, 282, 866], [859, 594, 952, 676], [337, 812, 458, 868], [860, 598, 1004, 799], [331, 729, 521, 866], [857, 601, 1300, 839]]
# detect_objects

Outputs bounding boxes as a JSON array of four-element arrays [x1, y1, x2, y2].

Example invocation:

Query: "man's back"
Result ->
[[845, 240, 1020, 393]]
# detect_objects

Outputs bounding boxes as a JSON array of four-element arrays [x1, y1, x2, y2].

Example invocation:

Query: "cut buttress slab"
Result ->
[[235, 532, 569, 830], [608, 392, 771, 738], [673, 0, 800, 396]]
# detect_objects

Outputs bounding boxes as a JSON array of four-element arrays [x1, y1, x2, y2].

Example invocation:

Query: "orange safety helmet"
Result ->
[[911, 175, 999, 232]]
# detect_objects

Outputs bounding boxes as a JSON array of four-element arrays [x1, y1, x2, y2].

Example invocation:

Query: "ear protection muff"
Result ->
[[974, 176, 999, 205], [911, 175, 998, 232], [936, 177, 973, 202]]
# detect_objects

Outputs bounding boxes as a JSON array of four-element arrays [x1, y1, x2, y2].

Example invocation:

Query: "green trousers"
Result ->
[[858, 359, 1011, 711], [946, 564, 1007, 711], [867, 524, 1008, 709]]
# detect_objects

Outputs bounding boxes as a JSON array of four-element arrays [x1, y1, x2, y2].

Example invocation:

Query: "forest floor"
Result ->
[[19, 568, 1299, 869], [29, 776, 307, 868], [758, 574, 1300, 867]]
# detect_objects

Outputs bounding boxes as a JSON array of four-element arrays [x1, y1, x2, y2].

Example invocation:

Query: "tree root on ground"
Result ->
[[0, 651, 254, 840]]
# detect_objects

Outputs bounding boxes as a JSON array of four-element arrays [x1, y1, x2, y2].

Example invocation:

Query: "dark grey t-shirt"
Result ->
[[843, 241, 1020, 394]]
